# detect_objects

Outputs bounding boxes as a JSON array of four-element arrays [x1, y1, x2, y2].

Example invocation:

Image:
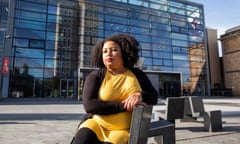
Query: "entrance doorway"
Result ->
[[145, 71, 181, 98], [60, 79, 74, 98], [158, 73, 181, 98]]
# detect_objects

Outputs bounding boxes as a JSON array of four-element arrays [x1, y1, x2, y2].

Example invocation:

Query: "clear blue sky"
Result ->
[[190, 0, 240, 38]]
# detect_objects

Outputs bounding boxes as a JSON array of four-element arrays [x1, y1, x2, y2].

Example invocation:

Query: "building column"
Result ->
[[1, 0, 15, 98]]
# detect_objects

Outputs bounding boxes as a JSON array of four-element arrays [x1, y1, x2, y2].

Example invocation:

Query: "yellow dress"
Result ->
[[80, 70, 142, 144]]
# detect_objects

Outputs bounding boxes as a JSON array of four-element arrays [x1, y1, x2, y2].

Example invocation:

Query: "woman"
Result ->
[[71, 34, 158, 144]]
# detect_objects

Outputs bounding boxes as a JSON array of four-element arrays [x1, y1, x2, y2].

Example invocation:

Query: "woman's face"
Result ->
[[102, 41, 124, 71]]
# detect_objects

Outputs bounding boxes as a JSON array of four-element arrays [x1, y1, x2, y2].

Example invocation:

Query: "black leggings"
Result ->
[[71, 127, 112, 144]]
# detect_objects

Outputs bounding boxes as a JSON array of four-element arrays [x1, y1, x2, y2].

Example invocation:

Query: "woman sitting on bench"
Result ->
[[71, 34, 158, 144]]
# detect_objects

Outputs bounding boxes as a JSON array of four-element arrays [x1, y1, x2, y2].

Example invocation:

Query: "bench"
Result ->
[[71, 105, 176, 144], [154, 97, 185, 123], [182, 96, 222, 132], [129, 105, 175, 144]]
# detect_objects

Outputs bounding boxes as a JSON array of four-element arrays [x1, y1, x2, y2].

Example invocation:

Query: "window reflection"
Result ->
[[46, 40, 55, 50], [15, 48, 44, 58], [47, 14, 57, 23], [25, 68, 44, 78], [174, 67, 190, 75], [144, 58, 153, 66], [14, 38, 28, 47], [15, 10, 47, 21], [173, 60, 190, 67], [29, 39, 45, 48], [169, 7, 185, 15], [44, 59, 54, 68], [44, 68, 54, 78], [153, 58, 162, 66], [172, 33, 188, 41], [173, 46, 181, 53], [172, 39, 188, 47], [16, 1, 47, 13], [15, 19, 46, 30], [129, 0, 148, 7], [163, 59, 173, 66], [14, 57, 44, 68], [48, 5, 57, 14], [105, 7, 128, 17], [142, 50, 152, 57], [150, 2, 168, 11], [173, 53, 188, 60], [15, 28, 46, 39], [45, 50, 54, 58], [152, 23, 170, 31]]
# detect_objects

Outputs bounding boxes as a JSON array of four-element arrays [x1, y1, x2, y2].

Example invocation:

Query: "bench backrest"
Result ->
[[166, 97, 185, 120], [128, 105, 153, 144], [189, 96, 205, 113], [183, 96, 205, 117]]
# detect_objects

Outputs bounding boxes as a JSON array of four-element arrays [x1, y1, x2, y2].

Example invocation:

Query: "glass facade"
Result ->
[[0, 0, 208, 99]]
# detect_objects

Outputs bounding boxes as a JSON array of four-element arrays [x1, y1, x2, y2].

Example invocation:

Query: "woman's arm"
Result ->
[[82, 70, 125, 115], [132, 68, 158, 105]]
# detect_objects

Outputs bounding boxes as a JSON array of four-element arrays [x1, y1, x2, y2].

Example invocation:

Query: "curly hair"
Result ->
[[91, 33, 140, 69]]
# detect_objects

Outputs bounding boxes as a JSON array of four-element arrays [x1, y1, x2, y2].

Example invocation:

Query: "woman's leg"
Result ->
[[107, 130, 129, 144], [71, 127, 102, 144]]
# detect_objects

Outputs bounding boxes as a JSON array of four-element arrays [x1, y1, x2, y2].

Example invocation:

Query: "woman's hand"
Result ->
[[122, 92, 147, 111]]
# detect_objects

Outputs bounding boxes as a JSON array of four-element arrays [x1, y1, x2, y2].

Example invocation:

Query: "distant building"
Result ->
[[220, 25, 240, 96]]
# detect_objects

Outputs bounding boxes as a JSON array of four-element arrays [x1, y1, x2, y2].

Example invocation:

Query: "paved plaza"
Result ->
[[0, 97, 240, 144]]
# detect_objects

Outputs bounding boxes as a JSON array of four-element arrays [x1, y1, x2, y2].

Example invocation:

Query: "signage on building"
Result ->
[[2, 57, 9, 74]]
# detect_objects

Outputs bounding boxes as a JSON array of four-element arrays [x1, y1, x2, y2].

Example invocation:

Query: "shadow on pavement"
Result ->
[[0, 121, 37, 124], [0, 98, 83, 105], [0, 113, 85, 121]]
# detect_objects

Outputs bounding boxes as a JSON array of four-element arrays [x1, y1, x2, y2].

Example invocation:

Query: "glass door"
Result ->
[[60, 79, 74, 98]]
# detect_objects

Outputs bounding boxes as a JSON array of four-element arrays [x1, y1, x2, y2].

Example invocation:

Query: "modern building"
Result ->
[[0, 0, 208, 99], [220, 25, 240, 96]]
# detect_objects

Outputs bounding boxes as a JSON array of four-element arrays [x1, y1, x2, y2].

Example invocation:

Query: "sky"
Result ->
[[190, 0, 240, 38]]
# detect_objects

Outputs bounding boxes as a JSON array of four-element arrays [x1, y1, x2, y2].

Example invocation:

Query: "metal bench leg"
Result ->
[[203, 110, 222, 132], [163, 124, 175, 144], [149, 120, 175, 144]]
